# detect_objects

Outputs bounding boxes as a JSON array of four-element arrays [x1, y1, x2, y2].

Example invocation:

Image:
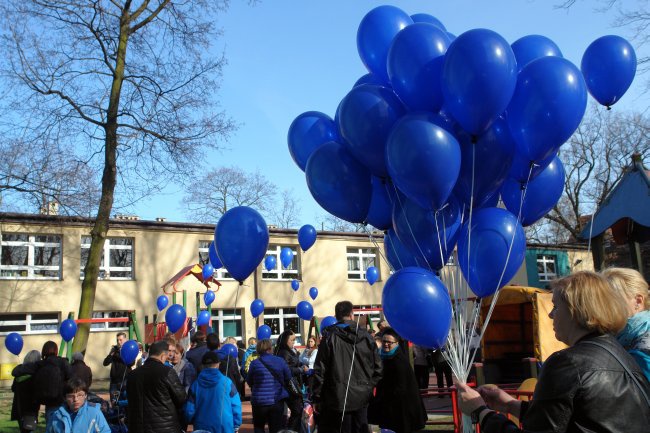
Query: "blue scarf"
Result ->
[[617, 310, 650, 355], [380, 346, 399, 360]]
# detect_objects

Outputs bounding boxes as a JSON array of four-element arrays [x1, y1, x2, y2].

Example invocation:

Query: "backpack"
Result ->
[[33, 359, 64, 405], [241, 352, 259, 378]]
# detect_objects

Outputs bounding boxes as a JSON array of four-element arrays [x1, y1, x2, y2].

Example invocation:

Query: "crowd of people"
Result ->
[[7, 267, 650, 433]]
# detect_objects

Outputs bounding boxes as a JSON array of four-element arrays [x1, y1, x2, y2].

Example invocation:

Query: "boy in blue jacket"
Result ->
[[46, 378, 110, 433]]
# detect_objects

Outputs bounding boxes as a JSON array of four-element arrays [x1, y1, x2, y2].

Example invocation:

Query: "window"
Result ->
[[80, 237, 133, 280], [0, 233, 61, 279], [353, 305, 382, 330], [263, 308, 303, 344], [90, 311, 130, 331], [262, 245, 300, 280], [537, 255, 557, 282], [210, 309, 243, 342], [198, 241, 233, 280], [347, 247, 377, 280], [0, 312, 59, 335]]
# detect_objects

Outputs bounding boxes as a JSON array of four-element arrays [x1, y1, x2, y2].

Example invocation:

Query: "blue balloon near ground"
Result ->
[[120, 340, 139, 365], [215, 206, 269, 283], [338, 84, 406, 177], [197, 310, 211, 326], [202, 263, 214, 280], [306, 141, 372, 223], [4, 332, 23, 355], [366, 177, 393, 230], [366, 266, 379, 285], [511, 35, 563, 72], [280, 247, 294, 268], [354, 73, 388, 87], [291, 279, 300, 291], [297, 301, 314, 321], [410, 13, 446, 31], [457, 208, 526, 298], [508, 150, 557, 183], [442, 29, 517, 135], [60, 319, 77, 342], [264, 255, 277, 271], [298, 224, 317, 252], [386, 112, 461, 211], [384, 229, 424, 271], [156, 295, 169, 311], [357, 5, 413, 82], [257, 324, 272, 340], [388, 23, 450, 112], [382, 267, 452, 349], [208, 241, 222, 269], [320, 316, 337, 333], [507, 56, 587, 163], [166, 304, 187, 333], [250, 299, 265, 318], [501, 156, 565, 226], [581, 35, 637, 107], [309, 287, 318, 300], [204, 290, 215, 306], [288, 111, 339, 171]]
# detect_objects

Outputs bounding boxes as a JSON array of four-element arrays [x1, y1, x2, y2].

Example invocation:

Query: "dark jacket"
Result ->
[[71, 360, 93, 389], [14, 355, 72, 408], [185, 343, 209, 372], [368, 349, 427, 433], [482, 333, 650, 433], [246, 353, 291, 406], [313, 320, 383, 412], [10, 366, 40, 423], [103, 346, 130, 384], [127, 358, 187, 433], [276, 346, 303, 383], [218, 354, 243, 389]]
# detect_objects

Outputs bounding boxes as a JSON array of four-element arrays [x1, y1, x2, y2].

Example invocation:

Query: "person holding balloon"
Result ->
[[103, 332, 131, 407]]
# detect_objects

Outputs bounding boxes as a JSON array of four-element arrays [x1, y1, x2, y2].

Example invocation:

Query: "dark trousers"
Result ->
[[285, 395, 303, 431], [414, 364, 430, 389], [434, 360, 453, 389], [252, 401, 285, 433], [318, 407, 367, 433]]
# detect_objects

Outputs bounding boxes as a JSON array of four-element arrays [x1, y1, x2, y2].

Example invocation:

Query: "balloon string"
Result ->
[[362, 225, 393, 272], [340, 312, 363, 433]]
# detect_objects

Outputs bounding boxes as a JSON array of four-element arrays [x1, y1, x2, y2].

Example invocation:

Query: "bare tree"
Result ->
[[0, 1, 237, 352], [319, 214, 367, 233], [269, 189, 301, 229]]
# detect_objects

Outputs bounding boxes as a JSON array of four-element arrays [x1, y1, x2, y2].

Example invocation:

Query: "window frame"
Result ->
[[89, 310, 130, 332], [353, 305, 383, 329], [263, 307, 303, 344], [209, 308, 243, 342], [262, 245, 300, 281], [536, 254, 558, 282], [346, 247, 378, 281], [198, 240, 234, 280], [0, 312, 60, 335], [80, 236, 134, 280], [0, 233, 62, 280]]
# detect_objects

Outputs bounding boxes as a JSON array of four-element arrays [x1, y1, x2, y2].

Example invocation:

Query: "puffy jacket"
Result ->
[[184, 367, 242, 433], [482, 333, 650, 433], [46, 401, 111, 433], [246, 353, 291, 406], [185, 344, 209, 372], [126, 358, 186, 433], [313, 320, 383, 412]]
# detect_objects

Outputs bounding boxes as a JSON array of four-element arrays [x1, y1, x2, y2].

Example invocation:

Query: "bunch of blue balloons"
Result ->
[[287, 6, 636, 349]]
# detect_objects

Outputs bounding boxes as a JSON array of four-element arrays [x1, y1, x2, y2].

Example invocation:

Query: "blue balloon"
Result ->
[[306, 141, 372, 223], [453, 116, 516, 209], [366, 176, 393, 230], [156, 295, 169, 311], [291, 279, 300, 291], [165, 304, 187, 333], [384, 229, 425, 271], [202, 263, 214, 281], [4, 332, 23, 355], [215, 206, 269, 283], [354, 73, 388, 87], [386, 112, 461, 210], [257, 324, 272, 340], [511, 35, 563, 73], [309, 287, 318, 300], [501, 156, 565, 226], [280, 247, 294, 269], [442, 29, 517, 135], [264, 255, 277, 271], [410, 13, 446, 31], [298, 224, 317, 252], [446, 32, 457, 42], [288, 111, 339, 171], [120, 340, 139, 365], [357, 5, 413, 82], [338, 85, 406, 177], [366, 266, 379, 285], [250, 299, 265, 318], [60, 319, 77, 342], [296, 301, 314, 321], [507, 56, 587, 162], [208, 241, 223, 269], [388, 23, 450, 112], [581, 35, 637, 107], [457, 207, 526, 298], [320, 316, 337, 333], [220, 343, 238, 358], [508, 150, 557, 183], [204, 290, 215, 306], [197, 310, 211, 326], [382, 267, 452, 349]]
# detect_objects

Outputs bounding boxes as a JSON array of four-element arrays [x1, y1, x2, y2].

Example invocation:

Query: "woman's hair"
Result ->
[[23, 350, 41, 364], [174, 341, 185, 355], [63, 377, 89, 395], [41, 341, 58, 359], [274, 329, 295, 354], [381, 327, 401, 343], [308, 334, 320, 346], [602, 267, 650, 310], [551, 271, 629, 334], [256, 338, 273, 354]]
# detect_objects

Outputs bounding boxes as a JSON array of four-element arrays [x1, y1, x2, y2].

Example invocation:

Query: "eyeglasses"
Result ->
[[65, 391, 86, 401], [382, 340, 398, 346]]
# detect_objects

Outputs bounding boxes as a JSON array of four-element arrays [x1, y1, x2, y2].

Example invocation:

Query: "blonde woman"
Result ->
[[602, 267, 650, 381]]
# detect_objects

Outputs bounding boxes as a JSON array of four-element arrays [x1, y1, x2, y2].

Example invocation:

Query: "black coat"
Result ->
[[482, 334, 650, 433], [13, 356, 72, 408], [368, 349, 427, 433], [218, 354, 243, 388], [10, 369, 40, 422], [276, 347, 303, 381], [104, 346, 131, 384], [313, 320, 383, 412], [126, 358, 186, 433], [71, 360, 93, 389]]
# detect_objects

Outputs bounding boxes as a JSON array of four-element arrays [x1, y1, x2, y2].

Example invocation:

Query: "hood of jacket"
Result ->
[[196, 366, 224, 389], [330, 321, 364, 344]]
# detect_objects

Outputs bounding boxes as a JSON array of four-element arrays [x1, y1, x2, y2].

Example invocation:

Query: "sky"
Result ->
[[132, 0, 649, 226]]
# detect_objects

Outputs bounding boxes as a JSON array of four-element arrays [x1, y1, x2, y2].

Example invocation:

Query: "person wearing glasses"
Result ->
[[367, 328, 427, 433], [46, 377, 110, 433]]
